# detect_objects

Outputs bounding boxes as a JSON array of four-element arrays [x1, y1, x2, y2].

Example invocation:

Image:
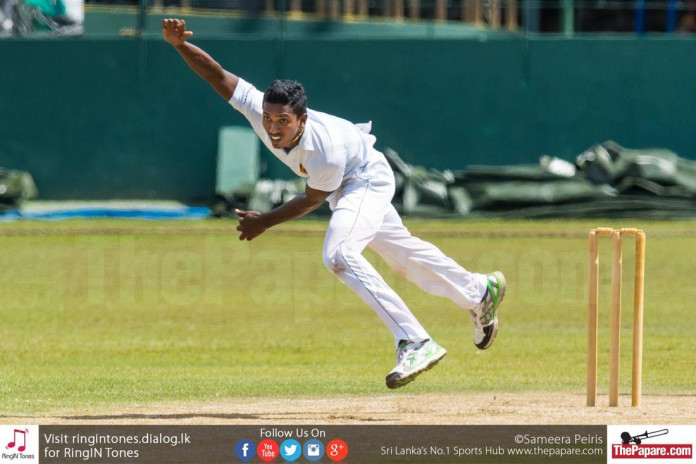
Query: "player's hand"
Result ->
[[235, 209, 267, 241], [162, 18, 193, 46]]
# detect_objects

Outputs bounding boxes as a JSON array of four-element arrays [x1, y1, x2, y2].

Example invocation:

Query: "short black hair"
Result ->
[[263, 79, 307, 117]]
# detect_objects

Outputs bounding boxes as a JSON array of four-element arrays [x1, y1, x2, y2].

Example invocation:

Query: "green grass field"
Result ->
[[1, 218, 695, 417]]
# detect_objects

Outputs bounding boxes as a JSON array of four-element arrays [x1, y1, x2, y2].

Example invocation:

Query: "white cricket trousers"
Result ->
[[322, 153, 487, 346]]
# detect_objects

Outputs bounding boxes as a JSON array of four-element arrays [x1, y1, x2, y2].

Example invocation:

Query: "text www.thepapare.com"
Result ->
[[612, 444, 693, 459]]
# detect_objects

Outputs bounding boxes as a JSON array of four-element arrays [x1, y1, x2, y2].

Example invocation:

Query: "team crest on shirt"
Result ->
[[299, 163, 307, 175]]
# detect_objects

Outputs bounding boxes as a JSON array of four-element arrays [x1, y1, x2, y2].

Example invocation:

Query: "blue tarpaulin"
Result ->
[[0, 204, 211, 222]]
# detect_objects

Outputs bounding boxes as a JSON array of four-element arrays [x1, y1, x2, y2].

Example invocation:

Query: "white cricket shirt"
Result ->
[[229, 78, 380, 193]]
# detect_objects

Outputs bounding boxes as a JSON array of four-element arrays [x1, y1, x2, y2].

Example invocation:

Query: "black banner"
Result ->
[[38, 425, 606, 463]]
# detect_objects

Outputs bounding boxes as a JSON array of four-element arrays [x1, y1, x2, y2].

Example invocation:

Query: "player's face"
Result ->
[[262, 102, 306, 150]]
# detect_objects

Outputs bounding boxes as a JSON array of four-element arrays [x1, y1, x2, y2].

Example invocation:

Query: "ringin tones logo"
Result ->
[[1, 426, 38, 464]]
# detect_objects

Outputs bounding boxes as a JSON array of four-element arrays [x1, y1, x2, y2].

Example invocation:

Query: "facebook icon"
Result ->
[[235, 439, 256, 462]]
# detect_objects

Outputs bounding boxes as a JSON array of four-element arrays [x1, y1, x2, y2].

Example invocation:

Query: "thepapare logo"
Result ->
[[621, 429, 670, 445], [609, 426, 694, 461], [1, 426, 38, 464]]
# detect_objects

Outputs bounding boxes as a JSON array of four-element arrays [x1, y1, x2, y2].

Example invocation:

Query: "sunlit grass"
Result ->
[[1, 218, 694, 415]]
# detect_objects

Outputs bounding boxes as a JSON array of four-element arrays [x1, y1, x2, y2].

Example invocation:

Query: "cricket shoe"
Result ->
[[385, 339, 447, 389], [469, 271, 506, 350]]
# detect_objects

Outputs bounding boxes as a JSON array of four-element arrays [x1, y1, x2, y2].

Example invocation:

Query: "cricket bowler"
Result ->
[[162, 18, 506, 389]]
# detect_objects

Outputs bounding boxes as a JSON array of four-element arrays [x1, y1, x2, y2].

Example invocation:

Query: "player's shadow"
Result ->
[[55, 413, 390, 422], [62, 413, 265, 421]]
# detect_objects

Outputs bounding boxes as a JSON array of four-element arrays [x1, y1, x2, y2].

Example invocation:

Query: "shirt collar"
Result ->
[[296, 118, 314, 152]]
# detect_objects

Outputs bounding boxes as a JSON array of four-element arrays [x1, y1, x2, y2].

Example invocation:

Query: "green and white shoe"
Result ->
[[385, 339, 447, 389], [469, 271, 506, 350]]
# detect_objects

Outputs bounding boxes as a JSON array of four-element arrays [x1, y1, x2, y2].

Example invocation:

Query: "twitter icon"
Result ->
[[280, 439, 302, 462]]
